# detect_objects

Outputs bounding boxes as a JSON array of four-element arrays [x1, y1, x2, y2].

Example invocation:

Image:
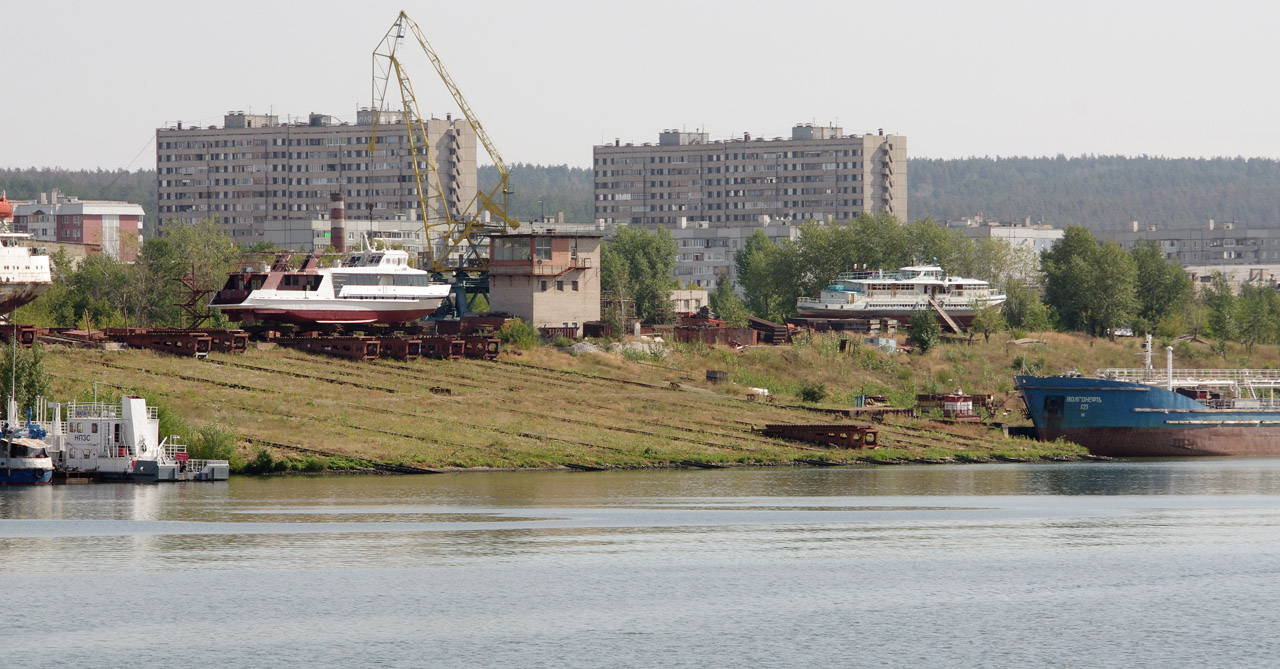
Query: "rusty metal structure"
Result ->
[[758, 423, 879, 449]]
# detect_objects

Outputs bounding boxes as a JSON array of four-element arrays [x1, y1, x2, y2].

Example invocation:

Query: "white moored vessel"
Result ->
[[210, 242, 452, 326], [0, 192, 52, 315], [795, 265, 1005, 327]]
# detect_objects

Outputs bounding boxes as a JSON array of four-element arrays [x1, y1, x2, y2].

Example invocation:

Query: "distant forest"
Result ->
[[0, 167, 157, 228], [5, 156, 1280, 232], [909, 156, 1280, 230], [478, 163, 593, 223]]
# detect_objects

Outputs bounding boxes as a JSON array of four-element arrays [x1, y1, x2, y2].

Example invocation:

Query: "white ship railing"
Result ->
[[1098, 368, 1280, 389]]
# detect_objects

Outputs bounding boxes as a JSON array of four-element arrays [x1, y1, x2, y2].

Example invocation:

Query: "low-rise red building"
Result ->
[[12, 190, 145, 261]]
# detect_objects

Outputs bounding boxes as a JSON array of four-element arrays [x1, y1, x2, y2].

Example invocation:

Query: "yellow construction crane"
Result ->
[[369, 11, 519, 273]]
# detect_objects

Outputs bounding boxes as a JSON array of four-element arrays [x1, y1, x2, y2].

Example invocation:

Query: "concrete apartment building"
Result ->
[[488, 232, 603, 336], [1104, 219, 1280, 266], [946, 216, 1064, 254], [12, 189, 145, 261], [155, 110, 477, 243], [669, 219, 802, 289], [593, 124, 907, 228]]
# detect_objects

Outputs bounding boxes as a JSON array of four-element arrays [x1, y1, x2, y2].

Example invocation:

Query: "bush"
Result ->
[[497, 318, 539, 350], [908, 309, 942, 353], [552, 335, 573, 348], [797, 380, 828, 403]]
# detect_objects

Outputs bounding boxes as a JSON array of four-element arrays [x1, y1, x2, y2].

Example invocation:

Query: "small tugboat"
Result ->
[[0, 397, 54, 485], [209, 239, 452, 326], [1018, 335, 1280, 457], [29, 395, 229, 482], [796, 265, 1005, 328]]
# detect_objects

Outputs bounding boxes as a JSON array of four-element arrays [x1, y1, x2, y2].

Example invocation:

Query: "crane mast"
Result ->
[[369, 11, 519, 274]]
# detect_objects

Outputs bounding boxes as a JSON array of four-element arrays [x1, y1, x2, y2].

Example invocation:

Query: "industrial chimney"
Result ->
[[330, 192, 346, 253]]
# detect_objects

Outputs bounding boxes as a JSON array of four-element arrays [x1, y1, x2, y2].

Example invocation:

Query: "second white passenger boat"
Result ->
[[795, 265, 1006, 328]]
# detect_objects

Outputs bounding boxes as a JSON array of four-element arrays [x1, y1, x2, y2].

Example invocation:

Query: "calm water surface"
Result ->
[[5, 461, 1280, 667]]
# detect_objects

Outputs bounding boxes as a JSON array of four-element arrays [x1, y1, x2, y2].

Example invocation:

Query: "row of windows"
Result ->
[[595, 163, 861, 177], [593, 149, 868, 165], [159, 135, 449, 151]]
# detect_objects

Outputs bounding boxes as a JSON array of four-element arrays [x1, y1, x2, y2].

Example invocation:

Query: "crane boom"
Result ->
[[368, 11, 519, 273]]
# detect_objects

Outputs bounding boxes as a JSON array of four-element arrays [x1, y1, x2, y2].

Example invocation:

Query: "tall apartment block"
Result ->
[[593, 124, 906, 227], [155, 110, 477, 241]]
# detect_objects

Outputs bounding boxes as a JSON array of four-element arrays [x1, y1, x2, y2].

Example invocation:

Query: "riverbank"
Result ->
[[38, 337, 1089, 472]]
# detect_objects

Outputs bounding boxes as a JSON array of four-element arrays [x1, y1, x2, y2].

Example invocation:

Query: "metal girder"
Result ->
[[369, 11, 520, 273]]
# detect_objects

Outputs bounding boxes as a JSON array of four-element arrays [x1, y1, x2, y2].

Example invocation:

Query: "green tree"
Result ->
[[0, 342, 51, 417], [849, 212, 909, 271], [1238, 283, 1277, 353], [1041, 226, 1100, 331], [1001, 280, 1052, 332], [1041, 227, 1138, 337], [970, 303, 1006, 343], [1130, 240, 1193, 334], [908, 308, 942, 353], [1204, 274, 1239, 359], [735, 229, 802, 323], [905, 217, 974, 272], [708, 276, 750, 328], [601, 226, 678, 324], [1088, 240, 1139, 339]]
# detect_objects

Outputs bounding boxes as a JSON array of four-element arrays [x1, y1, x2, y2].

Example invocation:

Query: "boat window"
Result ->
[[391, 275, 433, 287], [535, 238, 552, 261], [91, 423, 98, 434]]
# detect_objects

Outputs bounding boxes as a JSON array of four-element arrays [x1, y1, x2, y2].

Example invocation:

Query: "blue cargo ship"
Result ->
[[1017, 337, 1280, 457]]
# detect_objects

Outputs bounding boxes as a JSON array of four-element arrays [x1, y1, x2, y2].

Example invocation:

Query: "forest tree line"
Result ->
[[9, 155, 1280, 233]]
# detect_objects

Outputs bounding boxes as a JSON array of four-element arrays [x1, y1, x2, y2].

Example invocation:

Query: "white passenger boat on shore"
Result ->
[[795, 265, 1005, 327], [210, 242, 452, 326]]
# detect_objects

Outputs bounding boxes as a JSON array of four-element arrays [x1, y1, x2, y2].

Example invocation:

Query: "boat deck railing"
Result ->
[[1098, 368, 1280, 388]]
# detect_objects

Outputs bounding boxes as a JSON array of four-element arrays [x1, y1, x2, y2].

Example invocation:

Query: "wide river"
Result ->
[[4, 460, 1280, 667]]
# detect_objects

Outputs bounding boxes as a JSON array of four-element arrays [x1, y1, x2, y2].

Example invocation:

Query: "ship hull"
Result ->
[[1017, 375, 1280, 457], [0, 465, 53, 485], [0, 281, 50, 314], [220, 302, 445, 325], [795, 306, 977, 327]]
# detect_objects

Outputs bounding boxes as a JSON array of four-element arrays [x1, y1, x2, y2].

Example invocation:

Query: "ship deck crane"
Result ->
[[369, 11, 519, 276]]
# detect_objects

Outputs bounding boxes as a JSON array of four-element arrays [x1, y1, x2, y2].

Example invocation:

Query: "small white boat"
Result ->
[[795, 265, 1006, 327], [210, 240, 452, 326]]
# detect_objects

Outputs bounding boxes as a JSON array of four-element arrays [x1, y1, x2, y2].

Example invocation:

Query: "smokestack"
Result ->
[[330, 192, 346, 253]]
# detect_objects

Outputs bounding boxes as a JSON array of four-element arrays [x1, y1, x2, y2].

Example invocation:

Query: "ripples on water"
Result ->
[[4, 461, 1280, 668]]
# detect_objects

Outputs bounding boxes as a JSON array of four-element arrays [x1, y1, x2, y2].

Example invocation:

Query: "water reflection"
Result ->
[[7, 462, 1280, 668]]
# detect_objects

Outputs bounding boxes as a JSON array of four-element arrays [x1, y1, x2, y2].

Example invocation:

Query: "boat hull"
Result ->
[[795, 306, 977, 327], [219, 303, 445, 325], [1017, 375, 1280, 457], [0, 466, 53, 484], [0, 281, 50, 314]]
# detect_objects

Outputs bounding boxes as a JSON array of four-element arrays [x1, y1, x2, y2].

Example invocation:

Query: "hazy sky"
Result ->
[[4, 0, 1276, 170]]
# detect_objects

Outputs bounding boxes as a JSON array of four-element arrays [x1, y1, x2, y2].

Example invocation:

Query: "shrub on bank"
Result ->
[[497, 318, 539, 350]]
